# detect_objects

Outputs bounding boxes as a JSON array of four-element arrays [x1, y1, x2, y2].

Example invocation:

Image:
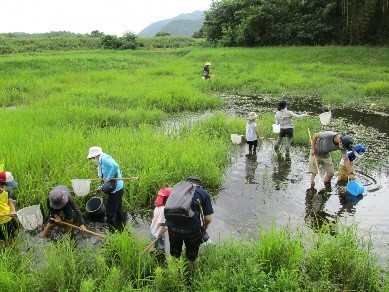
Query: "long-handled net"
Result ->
[[319, 111, 331, 125], [71, 179, 92, 197], [16, 204, 43, 231]]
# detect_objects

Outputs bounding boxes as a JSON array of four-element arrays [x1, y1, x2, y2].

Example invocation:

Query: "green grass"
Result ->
[[0, 225, 385, 291], [0, 46, 387, 290]]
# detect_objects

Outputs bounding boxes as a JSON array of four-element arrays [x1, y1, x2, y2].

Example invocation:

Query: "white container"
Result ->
[[17, 204, 43, 231], [272, 124, 280, 134], [230, 134, 242, 144]]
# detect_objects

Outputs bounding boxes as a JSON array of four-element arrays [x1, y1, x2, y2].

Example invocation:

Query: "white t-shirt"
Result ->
[[150, 206, 165, 238], [246, 121, 258, 142]]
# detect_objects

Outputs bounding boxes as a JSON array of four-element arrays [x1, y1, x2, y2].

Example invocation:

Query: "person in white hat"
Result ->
[[245, 112, 260, 155], [0, 173, 18, 246], [203, 62, 211, 79], [87, 146, 125, 232], [41, 185, 86, 238]]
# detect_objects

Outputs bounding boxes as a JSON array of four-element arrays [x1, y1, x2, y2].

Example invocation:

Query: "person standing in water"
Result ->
[[274, 100, 308, 151], [245, 112, 259, 155]]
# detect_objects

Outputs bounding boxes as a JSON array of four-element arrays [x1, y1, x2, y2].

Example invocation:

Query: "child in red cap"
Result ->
[[149, 187, 171, 263]]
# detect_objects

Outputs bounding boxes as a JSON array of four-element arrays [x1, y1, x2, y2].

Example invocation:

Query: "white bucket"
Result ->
[[319, 111, 331, 125], [71, 179, 91, 197], [272, 124, 280, 134], [16, 204, 43, 231], [231, 134, 242, 144]]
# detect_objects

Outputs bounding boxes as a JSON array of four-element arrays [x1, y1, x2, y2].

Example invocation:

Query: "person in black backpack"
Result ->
[[165, 176, 213, 269]]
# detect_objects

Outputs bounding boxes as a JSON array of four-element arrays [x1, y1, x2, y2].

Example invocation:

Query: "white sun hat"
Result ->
[[87, 146, 103, 159]]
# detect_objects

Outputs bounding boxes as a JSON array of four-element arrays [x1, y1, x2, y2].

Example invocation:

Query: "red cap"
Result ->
[[154, 188, 172, 207]]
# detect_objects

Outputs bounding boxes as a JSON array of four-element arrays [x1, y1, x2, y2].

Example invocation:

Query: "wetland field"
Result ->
[[0, 46, 388, 291]]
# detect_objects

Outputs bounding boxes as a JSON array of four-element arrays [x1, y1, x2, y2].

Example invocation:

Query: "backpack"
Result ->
[[164, 181, 197, 222]]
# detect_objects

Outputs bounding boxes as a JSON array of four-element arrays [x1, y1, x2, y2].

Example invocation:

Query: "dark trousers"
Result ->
[[106, 188, 124, 231], [168, 228, 203, 262]]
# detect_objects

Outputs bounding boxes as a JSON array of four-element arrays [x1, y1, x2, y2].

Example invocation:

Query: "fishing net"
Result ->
[[319, 111, 331, 125], [71, 179, 91, 197], [16, 205, 43, 230]]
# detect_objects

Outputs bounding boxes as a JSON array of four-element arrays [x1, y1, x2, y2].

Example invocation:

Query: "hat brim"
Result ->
[[5, 181, 17, 187], [49, 197, 69, 209]]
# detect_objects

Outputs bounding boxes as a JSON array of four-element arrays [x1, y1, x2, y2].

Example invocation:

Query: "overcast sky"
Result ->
[[1, 0, 213, 35]]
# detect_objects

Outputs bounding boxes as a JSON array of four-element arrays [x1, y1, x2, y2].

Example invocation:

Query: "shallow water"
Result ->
[[208, 95, 389, 264]]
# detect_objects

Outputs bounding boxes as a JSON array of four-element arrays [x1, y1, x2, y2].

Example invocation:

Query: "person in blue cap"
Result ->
[[338, 143, 366, 182]]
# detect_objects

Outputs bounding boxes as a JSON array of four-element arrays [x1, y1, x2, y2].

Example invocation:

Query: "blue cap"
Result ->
[[354, 144, 366, 154]]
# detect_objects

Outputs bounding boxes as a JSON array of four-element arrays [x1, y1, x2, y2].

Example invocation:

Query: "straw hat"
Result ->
[[205, 62, 211, 66], [87, 146, 103, 159], [247, 112, 258, 120], [49, 185, 70, 209]]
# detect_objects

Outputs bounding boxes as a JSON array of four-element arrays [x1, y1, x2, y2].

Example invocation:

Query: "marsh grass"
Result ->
[[0, 224, 386, 291], [0, 46, 387, 290]]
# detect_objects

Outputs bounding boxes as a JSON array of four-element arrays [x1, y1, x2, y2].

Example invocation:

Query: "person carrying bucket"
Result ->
[[338, 143, 366, 183], [149, 187, 172, 264], [0, 173, 19, 246], [308, 131, 355, 193], [87, 146, 125, 232], [245, 112, 260, 155], [273, 100, 308, 151], [41, 185, 86, 238]]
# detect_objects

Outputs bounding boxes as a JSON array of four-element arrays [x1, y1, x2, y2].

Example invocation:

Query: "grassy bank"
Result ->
[[1, 225, 387, 291]]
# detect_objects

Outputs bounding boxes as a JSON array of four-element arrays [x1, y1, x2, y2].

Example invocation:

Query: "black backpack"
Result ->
[[164, 181, 197, 222]]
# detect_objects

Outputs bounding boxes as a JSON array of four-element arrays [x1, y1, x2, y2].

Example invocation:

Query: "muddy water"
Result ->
[[209, 95, 389, 264]]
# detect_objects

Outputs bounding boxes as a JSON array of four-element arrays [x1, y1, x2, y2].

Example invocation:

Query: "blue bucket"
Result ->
[[347, 180, 365, 196]]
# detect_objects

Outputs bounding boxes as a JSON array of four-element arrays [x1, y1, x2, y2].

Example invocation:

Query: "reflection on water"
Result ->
[[272, 151, 292, 190], [245, 153, 258, 184], [304, 185, 364, 235]]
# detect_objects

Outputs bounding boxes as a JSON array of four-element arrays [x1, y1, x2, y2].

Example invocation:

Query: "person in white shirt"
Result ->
[[149, 187, 171, 263], [274, 100, 308, 151], [245, 112, 260, 155]]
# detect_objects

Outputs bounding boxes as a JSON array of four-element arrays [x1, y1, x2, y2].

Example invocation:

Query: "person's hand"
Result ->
[[348, 173, 355, 180], [79, 224, 87, 232], [53, 216, 62, 224]]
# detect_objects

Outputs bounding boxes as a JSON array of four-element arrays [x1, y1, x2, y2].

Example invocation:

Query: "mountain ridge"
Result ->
[[137, 10, 204, 37]]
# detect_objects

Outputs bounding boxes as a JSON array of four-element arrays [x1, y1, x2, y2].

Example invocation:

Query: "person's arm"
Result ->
[[289, 111, 308, 119], [101, 155, 119, 180], [7, 198, 15, 213], [341, 151, 355, 180], [310, 133, 319, 155], [68, 196, 85, 229], [203, 215, 212, 230], [255, 125, 259, 139]]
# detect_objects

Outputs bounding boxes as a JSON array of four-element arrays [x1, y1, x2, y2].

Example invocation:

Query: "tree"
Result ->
[[90, 30, 105, 37], [155, 32, 171, 37]]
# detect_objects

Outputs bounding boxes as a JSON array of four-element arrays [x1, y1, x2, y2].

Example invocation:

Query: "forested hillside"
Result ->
[[202, 0, 388, 46]]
